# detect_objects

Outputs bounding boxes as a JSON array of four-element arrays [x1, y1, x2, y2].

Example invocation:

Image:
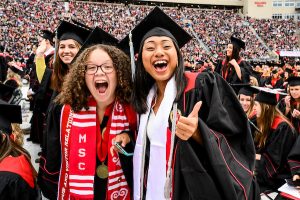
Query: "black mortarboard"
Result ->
[[0, 99, 22, 133], [271, 69, 278, 74], [230, 35, 245, 50], [118, 6, 192, 79], [252, 86, 287, 105], [285, 68, 293, 74], [40, 30, 54, 42], [287, 76, 300, 86], [238, 86, 256, 97], [75, 27, 118, 56], [56, 21, 91, 45], [9, 63, 23, 74], [118, 6, 192, 54], [0, 83, 16, 101]]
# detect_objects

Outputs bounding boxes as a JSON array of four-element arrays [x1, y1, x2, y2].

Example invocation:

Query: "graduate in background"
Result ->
[[215, 35, 251, 93], [253, 89, 297, 192], [278, 76, 300, 133], [238, 86, 257, 136], [119, 7, 259, 200], [37, 20, 91, 199], [55, 29, 136, 200], [287, 135, 300, 191], [264, 69, 284, 89], [27, 30, 55, 144], [0, 99, 40, 199]]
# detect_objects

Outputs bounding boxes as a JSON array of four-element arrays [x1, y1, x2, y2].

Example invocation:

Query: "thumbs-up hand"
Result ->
[[176, 101, 202, 141]]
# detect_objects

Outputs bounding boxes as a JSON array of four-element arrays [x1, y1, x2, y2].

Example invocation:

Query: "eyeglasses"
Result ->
[[85, 64, 114, 75]]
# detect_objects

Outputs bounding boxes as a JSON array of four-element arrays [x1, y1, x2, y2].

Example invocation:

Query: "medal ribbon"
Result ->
[[96, 103, 114, 163]]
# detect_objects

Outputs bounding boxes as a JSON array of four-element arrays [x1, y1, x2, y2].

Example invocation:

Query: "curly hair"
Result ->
[[56, 44, 133, 112]]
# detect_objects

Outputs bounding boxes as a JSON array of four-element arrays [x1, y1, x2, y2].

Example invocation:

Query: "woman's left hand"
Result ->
[[292, 109, 300, 119], [229, 59, 238, 67], [293, 175, 300, 191], [176, 101, 202, 141], [110, 133, 131, 156]]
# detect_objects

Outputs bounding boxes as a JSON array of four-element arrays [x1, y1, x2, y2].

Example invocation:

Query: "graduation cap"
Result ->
[[56, 20, 91, 45], [8, 63, 23, 74], [271, 69, 278, 74], [238, 86, 256, 97], [252, 86, 287, 105], [72, 27, 119, 63], [118, 6, 192, 54], [118, 6, 192, 78], [287, 76, 300, 86], [285, 68, 293, 74], [40, 30, 54, 42], [230, 35, 245, 50], [0, 82, 16, 101], [0, 99, 22, 134]]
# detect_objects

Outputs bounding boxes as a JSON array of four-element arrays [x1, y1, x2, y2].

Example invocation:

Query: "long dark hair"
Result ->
[[52, 39, 81, 92], [226, 43, 241, 62], [132, 37, 187, 114], [222, 43, 241, 77]]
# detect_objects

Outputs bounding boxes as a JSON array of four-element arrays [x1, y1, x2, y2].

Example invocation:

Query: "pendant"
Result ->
[[96, 163, 108, 179]]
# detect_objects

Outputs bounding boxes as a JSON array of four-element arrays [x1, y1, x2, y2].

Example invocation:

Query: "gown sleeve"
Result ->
[[37, 97, 62, 200], [0, 171, 40, 200], [174, 70, 259, 200], [288, 136, 300, 176]]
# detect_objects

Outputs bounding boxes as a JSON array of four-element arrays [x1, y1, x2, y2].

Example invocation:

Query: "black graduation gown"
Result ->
[[264, 77, 284, 89], [37, 92, 62, 200], [38, 97, 135, 200], [215, 59, 251, 93], [0, 172, 39, 200], [0, 155, 40, 200], [277, 99, 300, 134], [288, 136, 300, 176], [173, 71, 259, 200], [255, 121, 297, 192], [0, 54, 7, 82], [29, 53, 53, 144]]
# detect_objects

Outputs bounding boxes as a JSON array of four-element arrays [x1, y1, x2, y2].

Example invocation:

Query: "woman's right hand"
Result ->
[[285, 95, 291, 108], [36, 39, 47, 57], [293, 175, 300, 191]]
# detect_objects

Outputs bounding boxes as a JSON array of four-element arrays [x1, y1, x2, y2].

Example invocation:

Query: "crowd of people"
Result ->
[[0, 0, 299, 64], [1, 1, 300, 200]]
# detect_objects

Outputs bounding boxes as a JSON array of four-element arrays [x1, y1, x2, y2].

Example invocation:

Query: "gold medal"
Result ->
[[96, 163, 108, 179]]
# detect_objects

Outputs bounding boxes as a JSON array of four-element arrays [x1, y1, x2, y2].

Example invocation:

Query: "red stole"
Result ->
[[271, 78, 279, 87], [271, 116, 285, 130], [58, 99, 132, 200], [0, 155, 35, 188], [221, 59, 243, 80]]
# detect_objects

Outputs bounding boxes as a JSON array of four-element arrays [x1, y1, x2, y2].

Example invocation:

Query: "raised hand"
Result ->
[[176, 101, 202, 141]]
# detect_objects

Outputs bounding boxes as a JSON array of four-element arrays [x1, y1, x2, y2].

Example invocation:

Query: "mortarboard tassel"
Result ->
[[129, 31, 136, 80], [53, 30, 58, 64], [164, 103, 177, 199]]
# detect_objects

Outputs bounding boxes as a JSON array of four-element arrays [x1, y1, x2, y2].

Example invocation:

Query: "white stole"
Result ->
[[133, 76, 176, 200]]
